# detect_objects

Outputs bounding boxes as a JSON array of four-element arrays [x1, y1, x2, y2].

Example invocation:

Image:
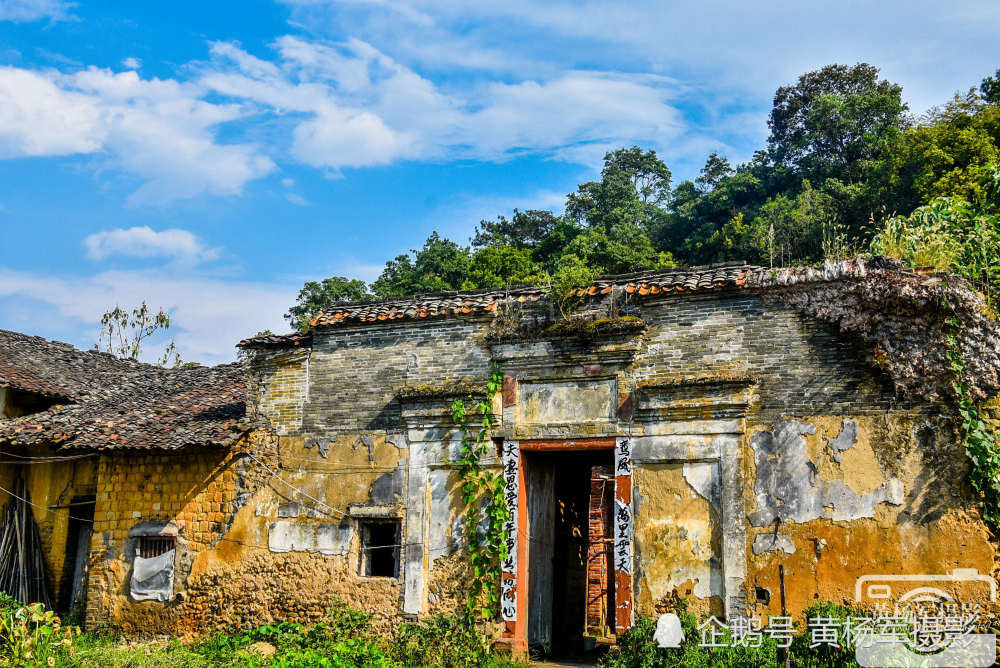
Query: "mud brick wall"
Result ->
[[80, 427, 407, 636], [84, 447, 235, 632]]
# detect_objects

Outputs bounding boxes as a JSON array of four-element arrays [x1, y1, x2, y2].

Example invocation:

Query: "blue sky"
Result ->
[[1, 0, 998, 364]]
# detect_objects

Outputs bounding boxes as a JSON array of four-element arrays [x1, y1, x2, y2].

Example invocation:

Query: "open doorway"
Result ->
[[57, 496, 95, 618], [523, 448, 615, 660]]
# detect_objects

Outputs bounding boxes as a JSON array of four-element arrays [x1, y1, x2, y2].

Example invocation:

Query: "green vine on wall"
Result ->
[[450, 363, 508, 619], [944, 313, 1000, 532]]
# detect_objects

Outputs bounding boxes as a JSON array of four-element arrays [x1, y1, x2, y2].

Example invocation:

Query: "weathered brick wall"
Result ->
[[299, 319, 492, 434], [249, 349, 310, 435], [85, 447, 235, 631], [635, 291, 909, 418]]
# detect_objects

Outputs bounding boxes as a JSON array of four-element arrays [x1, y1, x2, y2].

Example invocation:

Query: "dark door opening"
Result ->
[[524, 449, 615, 659], [57, 496, 95, 617]]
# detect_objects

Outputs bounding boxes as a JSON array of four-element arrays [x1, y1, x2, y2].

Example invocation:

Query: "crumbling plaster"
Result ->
[[743, 414, 995, 616]]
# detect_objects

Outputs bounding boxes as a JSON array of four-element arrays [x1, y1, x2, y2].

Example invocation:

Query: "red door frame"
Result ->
[[501, 437, 633, 652]]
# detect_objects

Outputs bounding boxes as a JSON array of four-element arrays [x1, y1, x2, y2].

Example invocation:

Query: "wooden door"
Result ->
[[526, 457, 555, 650], [585, 465, 614, 636]]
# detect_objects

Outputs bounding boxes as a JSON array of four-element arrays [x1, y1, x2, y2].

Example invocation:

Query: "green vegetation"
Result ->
[[601, 601, 860, 668], [283, 61, 1000, 328], [285, 277, 371, 332], [95, 301, 181, 367], [1, 596, 526, 668], [450, 364, 508, 620]]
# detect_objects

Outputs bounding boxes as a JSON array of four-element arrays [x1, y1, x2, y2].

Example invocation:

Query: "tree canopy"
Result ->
[[286, 61, 1000, 324]]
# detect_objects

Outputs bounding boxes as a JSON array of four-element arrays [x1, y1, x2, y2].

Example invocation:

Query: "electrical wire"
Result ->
[[0, 451, 96, 461], [243, 452, 347, 518], [0, 482, 94, 523]]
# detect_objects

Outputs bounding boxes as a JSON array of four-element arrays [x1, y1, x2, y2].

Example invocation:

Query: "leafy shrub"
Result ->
[[789, 601, 859, 668], [869, 186, 1000, 309], [194, 598, 375, 664], [0, 601, 80, 667], [271, 640, 392, 668], [386, 614, 522, 668], [602, 601, 869, 668], [600, 605, 779, 668]]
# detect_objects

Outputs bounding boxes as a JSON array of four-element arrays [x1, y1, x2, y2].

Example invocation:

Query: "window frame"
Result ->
[[358, 519, 401, 579]]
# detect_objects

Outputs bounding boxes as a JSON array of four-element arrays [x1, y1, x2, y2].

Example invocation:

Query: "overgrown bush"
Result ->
[[600, 606, 779, 668], [0, 597, 524, 668], [869, 173, 1000, 309], [601, 601, 863, 668], [386, 614, 518, 668], [0, 597, 80, 668]]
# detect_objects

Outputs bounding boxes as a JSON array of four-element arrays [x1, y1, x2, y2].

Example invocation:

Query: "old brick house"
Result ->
[[0, 258, 997, 655]]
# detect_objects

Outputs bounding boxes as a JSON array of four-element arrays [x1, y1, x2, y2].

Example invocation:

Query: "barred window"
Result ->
[[137, 536, 175, 558]]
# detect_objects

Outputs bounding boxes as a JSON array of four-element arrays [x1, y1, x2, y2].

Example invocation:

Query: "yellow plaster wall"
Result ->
[[633, 463, 723, 619], [0, 454, 97, 606], [743, 414, 996, 618], [84, 429, 410, 636]]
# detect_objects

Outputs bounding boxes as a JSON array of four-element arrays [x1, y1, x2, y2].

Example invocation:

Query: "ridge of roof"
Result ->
[[237, 331, 313, 350], [242, 257, 968, 347], [0, 330, 251, 451], [0, 328, 147, 400]]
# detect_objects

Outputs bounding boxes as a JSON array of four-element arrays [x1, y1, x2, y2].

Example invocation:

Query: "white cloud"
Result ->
[[0, 267, 296, 365], [121, 57, 141, 70], [0, 66, 276, 204], [201, 39, 685, 170], [281, 0, 1000, 126], [285, 192, 308, 206], [83, 226, 221, 263], [0, 0, 73, 22], [0, 67, 103, 156]]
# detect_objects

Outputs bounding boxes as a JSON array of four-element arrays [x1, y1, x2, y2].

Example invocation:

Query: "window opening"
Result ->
[[359, 520, 400, 578], [130, 535, 176, 602], [137, 536, 175, 558]]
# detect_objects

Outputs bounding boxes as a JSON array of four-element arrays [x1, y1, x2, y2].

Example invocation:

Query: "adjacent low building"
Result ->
[[0, 258, 997, 655]]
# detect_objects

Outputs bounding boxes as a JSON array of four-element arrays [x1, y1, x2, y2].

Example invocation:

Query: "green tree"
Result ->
[[562, 223, 674, 275], [463, 244, 538, 289], [871, 93, 1000, 215], [471, 209, 561, 250], [695, 152, 734, 191], [747, 180, 837, 266], [567, 146, 672, 232], [768, 63, 909, 184], [285, 277, 371, 331], [371, 232, 471, 298], [982, 67, 1000, 104]]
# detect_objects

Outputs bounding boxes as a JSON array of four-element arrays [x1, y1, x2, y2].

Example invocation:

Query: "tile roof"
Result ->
[[569, 262, 751, 297], [237, 331, 312, 350], [241, 258, 966, 348], [0, 330, 249, 451], [0, 329, 140, 400], [307, 285, 548, 328]]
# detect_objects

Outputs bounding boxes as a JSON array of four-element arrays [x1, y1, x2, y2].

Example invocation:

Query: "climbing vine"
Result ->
[[450, 363, 508, 619], [944, 313, 1000, 532]]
